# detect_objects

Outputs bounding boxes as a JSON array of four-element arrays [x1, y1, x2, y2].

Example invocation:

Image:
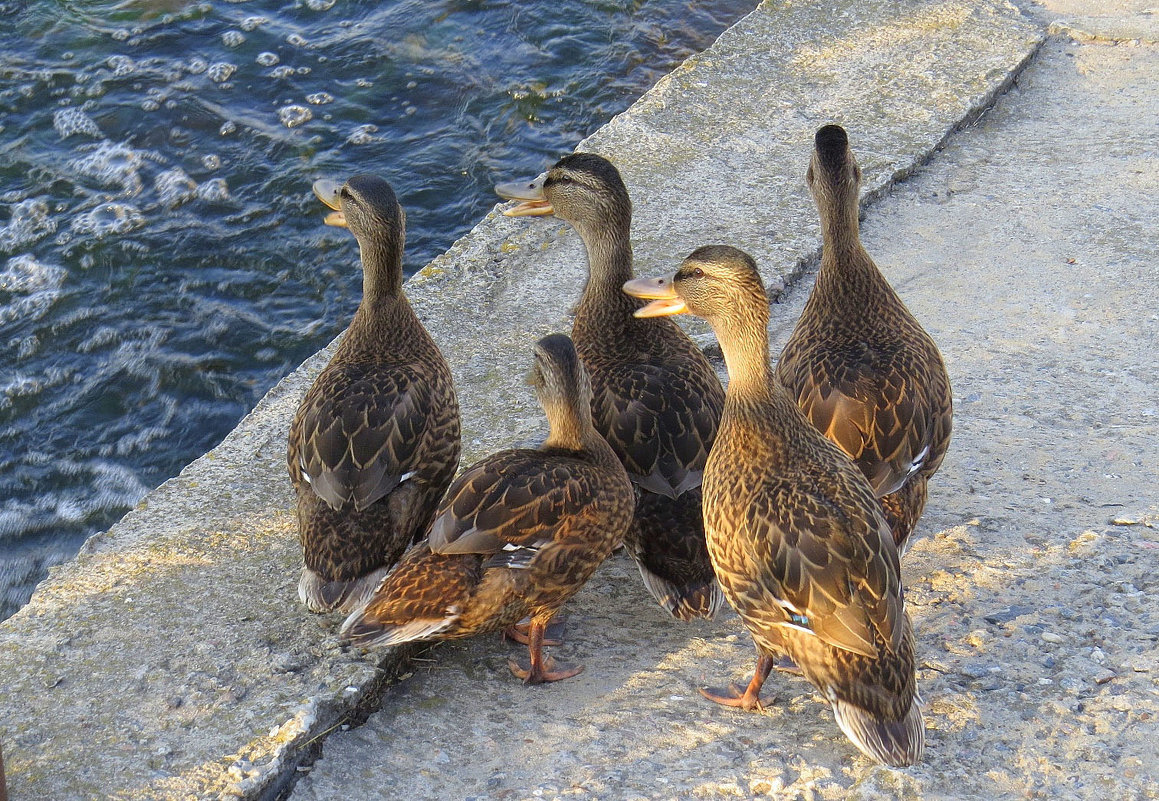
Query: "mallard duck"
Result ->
[[495, 153, 726, 621], [289, 175, 461, 614], [775, 125, 952, 552], [340, 334, 634, 683], [625, 246, 923, 766]]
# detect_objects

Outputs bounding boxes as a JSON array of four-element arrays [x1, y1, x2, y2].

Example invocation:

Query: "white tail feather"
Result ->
[[831, 696, 925, 767], [339, 612, 458, 649], [298, 565, 392, 615]]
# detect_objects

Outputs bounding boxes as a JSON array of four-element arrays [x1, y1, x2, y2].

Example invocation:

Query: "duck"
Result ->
[[340, 334, 634, 684], [625, 245, 923, 766], [289, 174, 461, 614], [774, 124, 952, 552], [495, 153, 726, 622]]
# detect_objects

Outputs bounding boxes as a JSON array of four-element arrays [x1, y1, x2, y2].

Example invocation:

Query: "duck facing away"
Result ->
[[496, 153, 726, 622], [625, 246, 923, 767], [341, 334, 634, 683], [775, 125, 952, 552], [289, 175, 461, 614]]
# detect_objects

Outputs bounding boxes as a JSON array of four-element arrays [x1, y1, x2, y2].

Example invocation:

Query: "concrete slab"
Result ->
[[0, 0, 1044, 798], [294, 24, 1159, 801]]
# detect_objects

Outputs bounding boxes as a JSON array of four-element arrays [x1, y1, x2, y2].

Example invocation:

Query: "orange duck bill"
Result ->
[[312, 178, 347, 227], [494, 174, 554, 216], [622, 276, 688, 317]]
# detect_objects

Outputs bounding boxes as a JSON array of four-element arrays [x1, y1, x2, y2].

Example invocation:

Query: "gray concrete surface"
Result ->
[[6, 0, 1137, 797], [292, 4, 1159, 800]]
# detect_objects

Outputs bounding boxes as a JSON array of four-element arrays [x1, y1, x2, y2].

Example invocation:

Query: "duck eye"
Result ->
[[691, 267, 704, 278]]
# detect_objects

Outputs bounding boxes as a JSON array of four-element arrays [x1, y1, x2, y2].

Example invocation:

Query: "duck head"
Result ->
[[313, 174, 405, 245], [529, 333, 592, 409], [623, 245, 768, 328], [495, 153, 631, 240], [807, 124, 862, 225]]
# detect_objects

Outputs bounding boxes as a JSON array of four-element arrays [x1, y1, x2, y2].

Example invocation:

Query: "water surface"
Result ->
[[0, 0, 755, 617]]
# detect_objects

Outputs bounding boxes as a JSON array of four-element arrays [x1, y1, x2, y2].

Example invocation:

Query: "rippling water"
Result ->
[[0, 0, 755, 618]]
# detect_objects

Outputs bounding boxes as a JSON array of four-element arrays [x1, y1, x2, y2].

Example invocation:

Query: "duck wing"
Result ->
[[429, 449, 623, 569], [778, 340, 935, 497], [741, 474, 904, 658], [591, 361, 722, 498], [290, 362, 440, 511]]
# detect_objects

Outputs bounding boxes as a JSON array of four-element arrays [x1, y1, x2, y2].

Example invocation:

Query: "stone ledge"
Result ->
[[0, 1, 1043, 798]]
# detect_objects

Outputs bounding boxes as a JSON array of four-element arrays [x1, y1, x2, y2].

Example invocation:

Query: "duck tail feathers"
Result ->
[[634, 563, 725, 622], [298, 566, 391, 615], [339, 610, 458, 649], [831, 696, 925, 767]]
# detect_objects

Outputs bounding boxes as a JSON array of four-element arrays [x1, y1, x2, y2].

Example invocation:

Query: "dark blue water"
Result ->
[[0, 0, 755, 618]]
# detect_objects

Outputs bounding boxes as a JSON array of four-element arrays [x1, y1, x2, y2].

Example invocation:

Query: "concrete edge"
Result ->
[[0, 2, 1049, 798]]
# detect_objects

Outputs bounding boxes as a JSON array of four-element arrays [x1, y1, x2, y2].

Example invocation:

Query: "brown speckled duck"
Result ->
[[340, 334, 634, 683], [775, 125, 952, 552], [495, 153, 726, 621], [289, 175, 461, 614], [625, 246, 923, 767]]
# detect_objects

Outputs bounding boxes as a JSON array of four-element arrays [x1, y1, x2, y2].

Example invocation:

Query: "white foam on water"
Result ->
[[70, 202, 146, 239], [347, 124, 379, 145], [0, 254, 67, 326], [0, 198, 57, 253], [196, 178, 230, 202], [278, 104, 313, 128], [52, 108, 103, 139], [106, 54, 136, 76], [154, 167, 198, 209], [67, 141, 148, 195], [207, 62, 237, 83]]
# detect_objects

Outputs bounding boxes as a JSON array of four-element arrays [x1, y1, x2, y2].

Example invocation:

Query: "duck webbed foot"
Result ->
[[507, 655, 583, 684], [700, 653, 775, 711], [505, 616, 581, 684]]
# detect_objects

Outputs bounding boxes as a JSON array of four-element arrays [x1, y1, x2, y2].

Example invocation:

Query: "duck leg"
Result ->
[[700, 652, 775, 711], [503, 614, 567, 647], [507, 616, 582, 684]]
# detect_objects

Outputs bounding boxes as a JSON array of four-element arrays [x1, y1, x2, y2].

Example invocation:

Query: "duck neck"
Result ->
[[542, 399, 618, 467], [818, 193, 863, 261], [815, 195, 885, 302], [575, 217, 634, 303], [714, 312, 775, 402], [339, 238, 414, 360], [359, 236, 404, 301]]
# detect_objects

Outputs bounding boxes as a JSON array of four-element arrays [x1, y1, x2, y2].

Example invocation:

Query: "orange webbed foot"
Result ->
[[700, 653, 775, 711], [507, 656, 584, 684], [699, 683, 772, 712]]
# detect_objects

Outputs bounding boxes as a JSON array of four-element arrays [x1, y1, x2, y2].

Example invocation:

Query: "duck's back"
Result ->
[[574, 294, 726, 620], [289, 297, 460, 612], [775, 255, 951, 546]]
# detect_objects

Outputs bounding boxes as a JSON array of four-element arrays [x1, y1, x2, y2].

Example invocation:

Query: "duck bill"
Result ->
[[494, 175, 554, 217], [622, 276, 688, 317], [312, 179, 348, 227]]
